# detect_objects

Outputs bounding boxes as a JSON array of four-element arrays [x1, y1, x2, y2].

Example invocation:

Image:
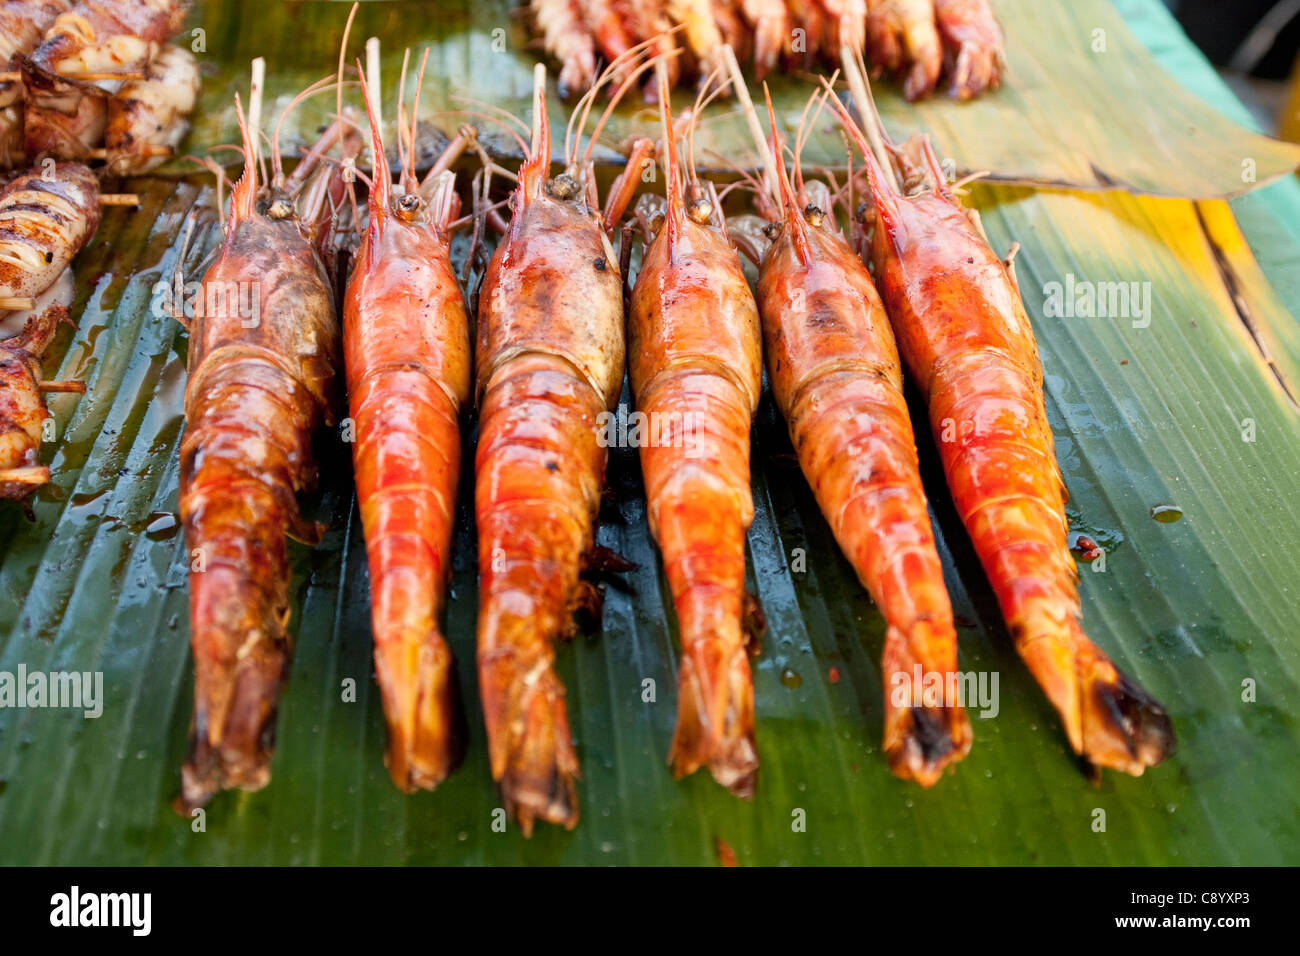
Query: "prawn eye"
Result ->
[[686, 198, 712, 224], [394, 193, 423, 221], [267, 198, 294, 221], [804, 205, 825, 228], [548, 173, 579, 200], [762, 221, 783, 240], [855, 200, 870, 222]]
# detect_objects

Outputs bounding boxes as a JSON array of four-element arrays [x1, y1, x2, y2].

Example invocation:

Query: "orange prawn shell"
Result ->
[[628, 216, 763, 422], [476, 188, 625, 410], [758, 219, 904, 407]]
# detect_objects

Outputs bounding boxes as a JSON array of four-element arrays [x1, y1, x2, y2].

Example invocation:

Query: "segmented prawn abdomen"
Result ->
[[344, 210, 471, 792]]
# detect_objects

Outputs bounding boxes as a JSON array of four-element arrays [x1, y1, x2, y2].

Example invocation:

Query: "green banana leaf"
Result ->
[[177, 0, 1300, 197], [0, 0, 1299, 865]]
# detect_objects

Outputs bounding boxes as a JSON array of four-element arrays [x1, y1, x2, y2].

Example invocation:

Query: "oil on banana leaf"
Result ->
[[0, 0, 1299, 865]]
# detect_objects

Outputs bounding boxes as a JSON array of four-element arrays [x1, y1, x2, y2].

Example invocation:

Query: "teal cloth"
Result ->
[[1117, 0, 1300, 314]]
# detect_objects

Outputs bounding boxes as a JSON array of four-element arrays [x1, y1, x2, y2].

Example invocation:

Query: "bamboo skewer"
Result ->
[[87, 145, 173, 161], [0, 466, 50, 484], [99, 194, 140, 206], [0, 70, 146, 84], [0, 297, 36, 311]]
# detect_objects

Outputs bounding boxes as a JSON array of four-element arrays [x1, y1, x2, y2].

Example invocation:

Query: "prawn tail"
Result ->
[[667, 590, 759, 798], [479, 633, 580, 837], [179, 477, 292, 811], [881, 618, 973, 787], [1019, 616, 1176, 776], [373, 621, 462, 791], [645, 378, 759, 798]]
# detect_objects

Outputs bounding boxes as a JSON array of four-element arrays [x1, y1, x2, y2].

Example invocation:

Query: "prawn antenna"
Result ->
[[405, 46, 432, 194], [516, 62, 551, 205], [721, 43, 773, 202], [818, 74, 902, 236], [763, 84, 811, 268], [336, 2, 360, 153], [655, 57, 683, 245], [356, 57, 391, 247], [840, 45, 901, 193]]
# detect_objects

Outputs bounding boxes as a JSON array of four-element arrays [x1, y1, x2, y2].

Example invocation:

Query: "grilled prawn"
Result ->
[[343, 70, 472, 791], [827, 70, 1175, 775], [177, 95, 349, 810], [865, 0, 941, 101], [933, 0, 1004, 100], [628, 63, 762, 796], [103, 43, 198, 175], [0, 292, 82, 499], [475, 55, 650, 834], [530, 0, 598, 98], [748, 89, 969, 783]]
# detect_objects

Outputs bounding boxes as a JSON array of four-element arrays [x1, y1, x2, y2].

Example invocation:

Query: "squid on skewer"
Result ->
[[0, 1, 74, 167], [102, 42, 198, 175], [18, 0, 189, 161]]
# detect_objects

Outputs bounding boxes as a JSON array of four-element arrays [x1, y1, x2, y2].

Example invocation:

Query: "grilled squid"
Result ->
[[0, 275, 80, 500], [0, 160, 100, 305], [0, 1, 75, 167], [20, 0, 190, 161], [103, 42, 198, 175]]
